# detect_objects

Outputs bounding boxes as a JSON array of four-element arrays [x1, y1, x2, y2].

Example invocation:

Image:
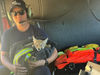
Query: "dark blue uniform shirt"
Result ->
[[1, 24, 48, 53]]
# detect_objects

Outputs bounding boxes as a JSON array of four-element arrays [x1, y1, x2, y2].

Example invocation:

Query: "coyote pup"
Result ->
[[32, 36, 51, 51]]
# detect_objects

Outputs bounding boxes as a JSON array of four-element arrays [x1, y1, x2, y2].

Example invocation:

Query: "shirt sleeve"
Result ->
[[1, 32, 10, 53]]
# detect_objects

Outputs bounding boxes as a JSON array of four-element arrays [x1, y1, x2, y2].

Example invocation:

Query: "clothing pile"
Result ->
[[55, 44, 100, 69]]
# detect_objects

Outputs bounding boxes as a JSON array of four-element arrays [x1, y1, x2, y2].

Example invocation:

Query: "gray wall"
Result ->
[[40, 0, 100, 51]]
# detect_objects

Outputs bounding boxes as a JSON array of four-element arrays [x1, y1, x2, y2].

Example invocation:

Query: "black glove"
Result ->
[[44, 47, 55, 58], [35, 49, 46, 60], [35, 47, 55, 60]]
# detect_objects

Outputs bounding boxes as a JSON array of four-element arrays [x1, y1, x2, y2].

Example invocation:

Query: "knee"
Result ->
[[32, 66, 51, 75]]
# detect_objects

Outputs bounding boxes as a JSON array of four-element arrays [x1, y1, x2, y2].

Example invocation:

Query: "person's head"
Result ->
[[10, 0, 28, 25]]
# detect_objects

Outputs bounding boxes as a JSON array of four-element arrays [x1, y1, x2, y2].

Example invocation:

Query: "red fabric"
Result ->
[[55, 48, 100, 69], [55, 54, 69, 69], [2, 17, 10, 31], [66, 48, 93, 57]]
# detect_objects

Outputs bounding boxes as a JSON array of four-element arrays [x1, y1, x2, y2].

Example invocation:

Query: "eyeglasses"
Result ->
[[11, 10, 25, 16]]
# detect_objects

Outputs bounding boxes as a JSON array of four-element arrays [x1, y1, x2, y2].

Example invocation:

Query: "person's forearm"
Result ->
[[1, 55, 13, 71], [47, 48, 58, 64]]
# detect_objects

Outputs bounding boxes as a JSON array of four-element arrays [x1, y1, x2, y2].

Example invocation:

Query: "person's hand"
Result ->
[[27, 59, 45, 69], [12, 63, 27, 75]]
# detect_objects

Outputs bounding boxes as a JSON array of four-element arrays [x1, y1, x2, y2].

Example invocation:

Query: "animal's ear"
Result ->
[[32, 36, 36, 41], [44, 38, 48, 44]]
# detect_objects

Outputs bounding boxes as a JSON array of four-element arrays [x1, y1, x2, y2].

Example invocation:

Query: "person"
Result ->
[[0, 0, 58, 75]]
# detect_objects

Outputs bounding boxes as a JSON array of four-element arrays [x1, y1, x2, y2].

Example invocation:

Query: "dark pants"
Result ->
[[0, 65, 51, 75], [30, 66, 51, 75]]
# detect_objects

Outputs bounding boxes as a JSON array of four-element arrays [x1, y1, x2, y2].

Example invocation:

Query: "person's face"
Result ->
[[11, 7, 27, 25]]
